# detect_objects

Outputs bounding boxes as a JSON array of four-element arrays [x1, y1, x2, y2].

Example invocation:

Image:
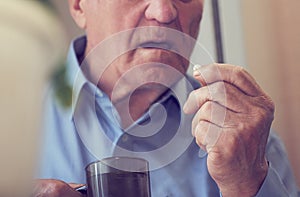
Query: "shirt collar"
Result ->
[[125, 76, 193, 132], [67, 36, 104, 119]]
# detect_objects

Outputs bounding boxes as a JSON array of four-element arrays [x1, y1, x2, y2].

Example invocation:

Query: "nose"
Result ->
[[145, 0, 178, 24]]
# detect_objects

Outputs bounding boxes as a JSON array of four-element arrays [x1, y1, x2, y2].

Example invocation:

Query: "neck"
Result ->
[[111, 84, 168, 129]]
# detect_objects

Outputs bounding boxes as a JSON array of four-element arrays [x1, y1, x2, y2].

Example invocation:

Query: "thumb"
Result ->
[[192, 64, 226, 87], [192, 64, 207, 86]]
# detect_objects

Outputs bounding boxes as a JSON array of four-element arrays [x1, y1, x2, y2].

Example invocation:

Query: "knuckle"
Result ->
[[257, 108, 268, 120], [47, 182, 62, 194], [264, 95, 275, 114], [250, 95, 275, 123], [201, 101, 213, 113], [233, 65, 246, 76], [211, 81, 224, 96], [41, 180, 66, 196], [253, 108, 270, 125]]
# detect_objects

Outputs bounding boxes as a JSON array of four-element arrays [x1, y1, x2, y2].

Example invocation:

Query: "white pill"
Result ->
[[193, 64, 202, 71]]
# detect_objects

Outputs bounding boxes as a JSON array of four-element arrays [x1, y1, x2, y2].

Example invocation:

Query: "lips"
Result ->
[[138, 41, 172, 50]]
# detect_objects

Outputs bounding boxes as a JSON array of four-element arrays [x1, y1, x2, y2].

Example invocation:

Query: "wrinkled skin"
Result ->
[[184, 64, 274, 196], [33, 179, 85, 197]]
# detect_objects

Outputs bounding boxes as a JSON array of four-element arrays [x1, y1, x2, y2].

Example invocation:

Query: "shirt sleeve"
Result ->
[[255, 132, 299, 197]]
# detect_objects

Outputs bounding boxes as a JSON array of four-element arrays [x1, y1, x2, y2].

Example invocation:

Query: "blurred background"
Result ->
[[0, 0, 299, 195], [0, 0, 66, 196]]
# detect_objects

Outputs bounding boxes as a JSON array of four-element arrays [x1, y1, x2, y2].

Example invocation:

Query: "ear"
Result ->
[[68, 0, 87, 29]]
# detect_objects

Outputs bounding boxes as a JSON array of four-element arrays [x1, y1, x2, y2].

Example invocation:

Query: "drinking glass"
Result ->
[[85, 156, 151, 197]]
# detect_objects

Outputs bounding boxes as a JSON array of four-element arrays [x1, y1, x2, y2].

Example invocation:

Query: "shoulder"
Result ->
[[43, 83, 71, 121], [41, 82, 74, 145]]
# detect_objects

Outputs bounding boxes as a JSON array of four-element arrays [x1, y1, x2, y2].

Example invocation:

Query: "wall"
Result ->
[[51, 0, 83, 46], [0, 1, 65, 195], [219, 0, 247, 66], [241, 0, 300, 186]]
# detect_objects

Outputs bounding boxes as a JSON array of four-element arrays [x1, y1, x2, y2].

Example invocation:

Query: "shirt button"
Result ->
[[122, 134, 128, 142]]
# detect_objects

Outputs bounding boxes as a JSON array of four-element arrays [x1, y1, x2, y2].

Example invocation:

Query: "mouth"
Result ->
[[138, 41, 173, 51]]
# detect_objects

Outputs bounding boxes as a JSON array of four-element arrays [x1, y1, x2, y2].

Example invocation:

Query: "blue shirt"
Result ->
[[38, 36, 299, 196]]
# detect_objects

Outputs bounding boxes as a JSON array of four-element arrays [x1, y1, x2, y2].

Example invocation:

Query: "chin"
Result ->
[[114, 49, 188, 92], [133, 49, 188, 73], [136, 65, 184, 89], [137, 82, 169, 92]]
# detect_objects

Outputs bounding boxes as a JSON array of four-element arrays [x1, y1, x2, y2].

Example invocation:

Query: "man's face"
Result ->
[[80, 0, 204, 96]]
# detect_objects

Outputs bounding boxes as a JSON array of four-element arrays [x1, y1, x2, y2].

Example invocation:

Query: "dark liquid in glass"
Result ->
[[87, 171, 151, 197]]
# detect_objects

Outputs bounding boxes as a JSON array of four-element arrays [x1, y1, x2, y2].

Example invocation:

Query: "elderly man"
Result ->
[[35, 0, 299, 196]]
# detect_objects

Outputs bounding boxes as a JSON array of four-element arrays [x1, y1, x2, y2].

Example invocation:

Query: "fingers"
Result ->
[[194, 120, 222, 153], [192, 101, 223, 134], [33, 179, 84, 197], [193, 64, 263, 97], [184, 81, 250, 114], [191, 100, 241, 151], [191, 101, 240, 133]]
